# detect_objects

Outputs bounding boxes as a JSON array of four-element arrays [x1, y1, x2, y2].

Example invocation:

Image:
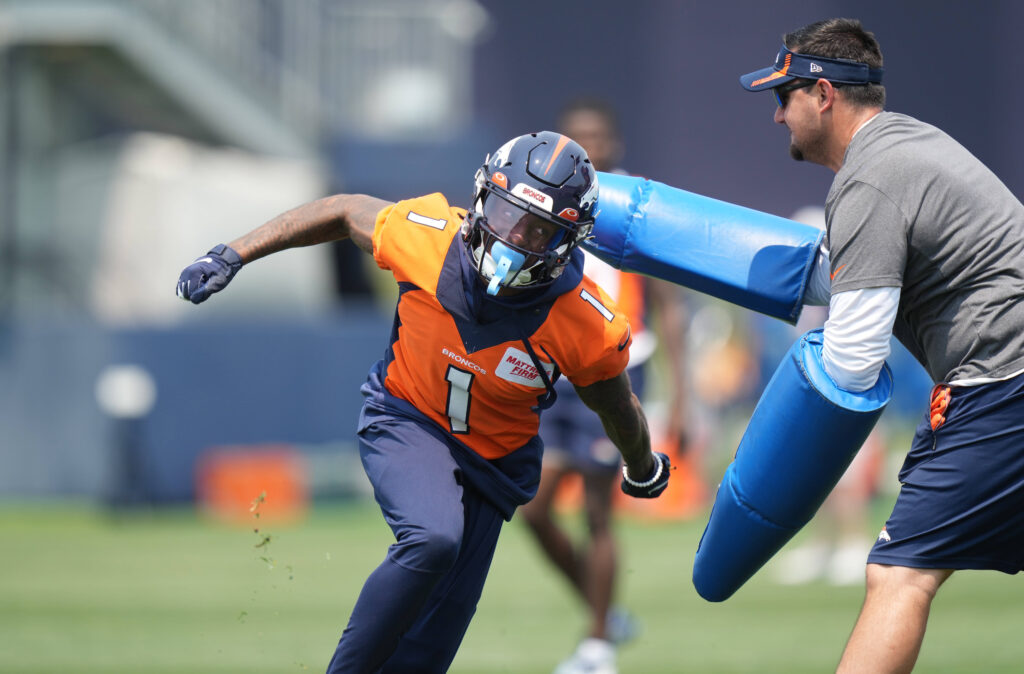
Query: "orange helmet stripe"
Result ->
[[543, 134, 572, 176]]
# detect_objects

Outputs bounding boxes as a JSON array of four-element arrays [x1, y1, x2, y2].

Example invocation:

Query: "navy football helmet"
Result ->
[[463, 131, 598, 295]]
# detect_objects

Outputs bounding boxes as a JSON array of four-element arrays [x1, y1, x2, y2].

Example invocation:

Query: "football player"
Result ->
[[176, 131, 671, 673]]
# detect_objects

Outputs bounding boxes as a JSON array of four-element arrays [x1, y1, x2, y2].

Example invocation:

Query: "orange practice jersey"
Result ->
[[582, 255, 645, 331], [371, 193, 632, 460], [580, 253, 658, 366]]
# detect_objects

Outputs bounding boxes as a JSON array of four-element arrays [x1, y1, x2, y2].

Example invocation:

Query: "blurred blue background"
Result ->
[[3, 0, 995, 504]]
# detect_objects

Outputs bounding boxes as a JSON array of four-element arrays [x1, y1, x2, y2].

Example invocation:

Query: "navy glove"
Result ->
[[176, 244, 243, 304], [621, 451, 671, 499]]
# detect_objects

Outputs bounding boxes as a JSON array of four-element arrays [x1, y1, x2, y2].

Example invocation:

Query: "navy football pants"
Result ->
[[326, 415, 504, 673]]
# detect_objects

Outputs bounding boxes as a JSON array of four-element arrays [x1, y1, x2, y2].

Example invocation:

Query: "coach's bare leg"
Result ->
[[837, 564, 952, 674]]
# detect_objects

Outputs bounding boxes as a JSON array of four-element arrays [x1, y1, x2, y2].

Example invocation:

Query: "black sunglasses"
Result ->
[[773, 79, 817, 108]]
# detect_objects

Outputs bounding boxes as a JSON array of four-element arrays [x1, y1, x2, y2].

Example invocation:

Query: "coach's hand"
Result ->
[[176, 244, 243, 304], [621, 451, 671, 499]]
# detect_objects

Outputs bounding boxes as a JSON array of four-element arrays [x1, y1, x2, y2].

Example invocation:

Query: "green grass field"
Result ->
[[2, 499, 1022, 673]]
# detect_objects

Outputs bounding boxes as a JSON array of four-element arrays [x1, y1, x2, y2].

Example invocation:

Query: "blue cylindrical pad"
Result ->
[[587, 172, 824, 323], [692, 329, 893, 601]]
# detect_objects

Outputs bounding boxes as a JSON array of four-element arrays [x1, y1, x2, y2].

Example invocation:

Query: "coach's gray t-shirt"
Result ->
[[825, 111, 1024, 383]]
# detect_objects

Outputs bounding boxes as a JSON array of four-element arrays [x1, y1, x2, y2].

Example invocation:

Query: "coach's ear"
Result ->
[[815, 78, 841, 112]]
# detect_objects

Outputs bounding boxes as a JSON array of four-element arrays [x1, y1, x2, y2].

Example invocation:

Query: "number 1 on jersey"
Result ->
[[445, 365, 474, 434]]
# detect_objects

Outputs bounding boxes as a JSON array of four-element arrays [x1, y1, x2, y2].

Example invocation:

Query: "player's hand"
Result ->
[[176, 244, 243, 304], [621, 451, 671, 499]]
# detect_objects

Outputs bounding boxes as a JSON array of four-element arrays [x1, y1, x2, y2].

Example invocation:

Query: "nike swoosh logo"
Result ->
[[618, 325, 632, 351], [830, 263, 847, 281], [198, 257, 213, 264]]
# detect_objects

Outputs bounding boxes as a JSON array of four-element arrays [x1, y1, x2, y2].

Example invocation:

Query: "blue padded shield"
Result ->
[[586, 172, 824, 323], [692, 329, 893, 601]]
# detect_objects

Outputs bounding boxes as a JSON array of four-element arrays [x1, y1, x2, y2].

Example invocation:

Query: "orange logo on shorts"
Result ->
[[929, 384, 951, 430]]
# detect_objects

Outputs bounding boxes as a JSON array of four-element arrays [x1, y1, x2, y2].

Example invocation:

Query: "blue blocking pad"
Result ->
[[692, 329, 893, 601], [586, 172, 824, 323]]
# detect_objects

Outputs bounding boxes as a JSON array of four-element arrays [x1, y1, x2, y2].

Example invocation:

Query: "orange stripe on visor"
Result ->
[[750, 53, 792, 88]]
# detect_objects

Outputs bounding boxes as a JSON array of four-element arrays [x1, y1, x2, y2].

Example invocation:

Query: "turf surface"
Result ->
[[2, 500, 1021, 673]]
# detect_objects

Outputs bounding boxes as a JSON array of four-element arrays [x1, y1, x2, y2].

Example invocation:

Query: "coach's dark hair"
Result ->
[[785, 18, 885, 109]]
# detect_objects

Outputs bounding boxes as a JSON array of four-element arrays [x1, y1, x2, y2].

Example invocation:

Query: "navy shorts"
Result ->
[[868, 372, 1024, 573], [539, 365, 646, 473]]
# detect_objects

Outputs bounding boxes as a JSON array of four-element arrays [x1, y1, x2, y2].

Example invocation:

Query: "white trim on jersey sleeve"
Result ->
[[803, 243, 832, 306], [822, 286, 901, 392]]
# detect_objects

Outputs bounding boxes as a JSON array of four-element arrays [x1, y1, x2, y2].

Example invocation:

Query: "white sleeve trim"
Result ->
[[821, 287, 900, 392], [803, 243, 831, 306]]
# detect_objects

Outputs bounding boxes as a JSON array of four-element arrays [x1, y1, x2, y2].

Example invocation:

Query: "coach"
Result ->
[[740, 17, 1024, 673]]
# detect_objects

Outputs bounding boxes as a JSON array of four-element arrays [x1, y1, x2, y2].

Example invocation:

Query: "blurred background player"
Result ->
[[519, 99, 689, 674], [176, 131, 671, 673]]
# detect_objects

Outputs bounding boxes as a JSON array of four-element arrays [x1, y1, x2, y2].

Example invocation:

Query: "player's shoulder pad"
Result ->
[[559, 274, 625, 327], [543, 274, 631, 379], [373, 193, 466, 280]]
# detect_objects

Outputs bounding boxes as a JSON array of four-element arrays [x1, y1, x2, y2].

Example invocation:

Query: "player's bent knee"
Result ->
[[393, 528, 462, 574]]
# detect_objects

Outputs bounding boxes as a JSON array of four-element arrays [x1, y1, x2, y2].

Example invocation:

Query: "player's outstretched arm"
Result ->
[[176, 194, 392, 304], [575, 372, 670, 498], [227, 193, 390, 263]]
